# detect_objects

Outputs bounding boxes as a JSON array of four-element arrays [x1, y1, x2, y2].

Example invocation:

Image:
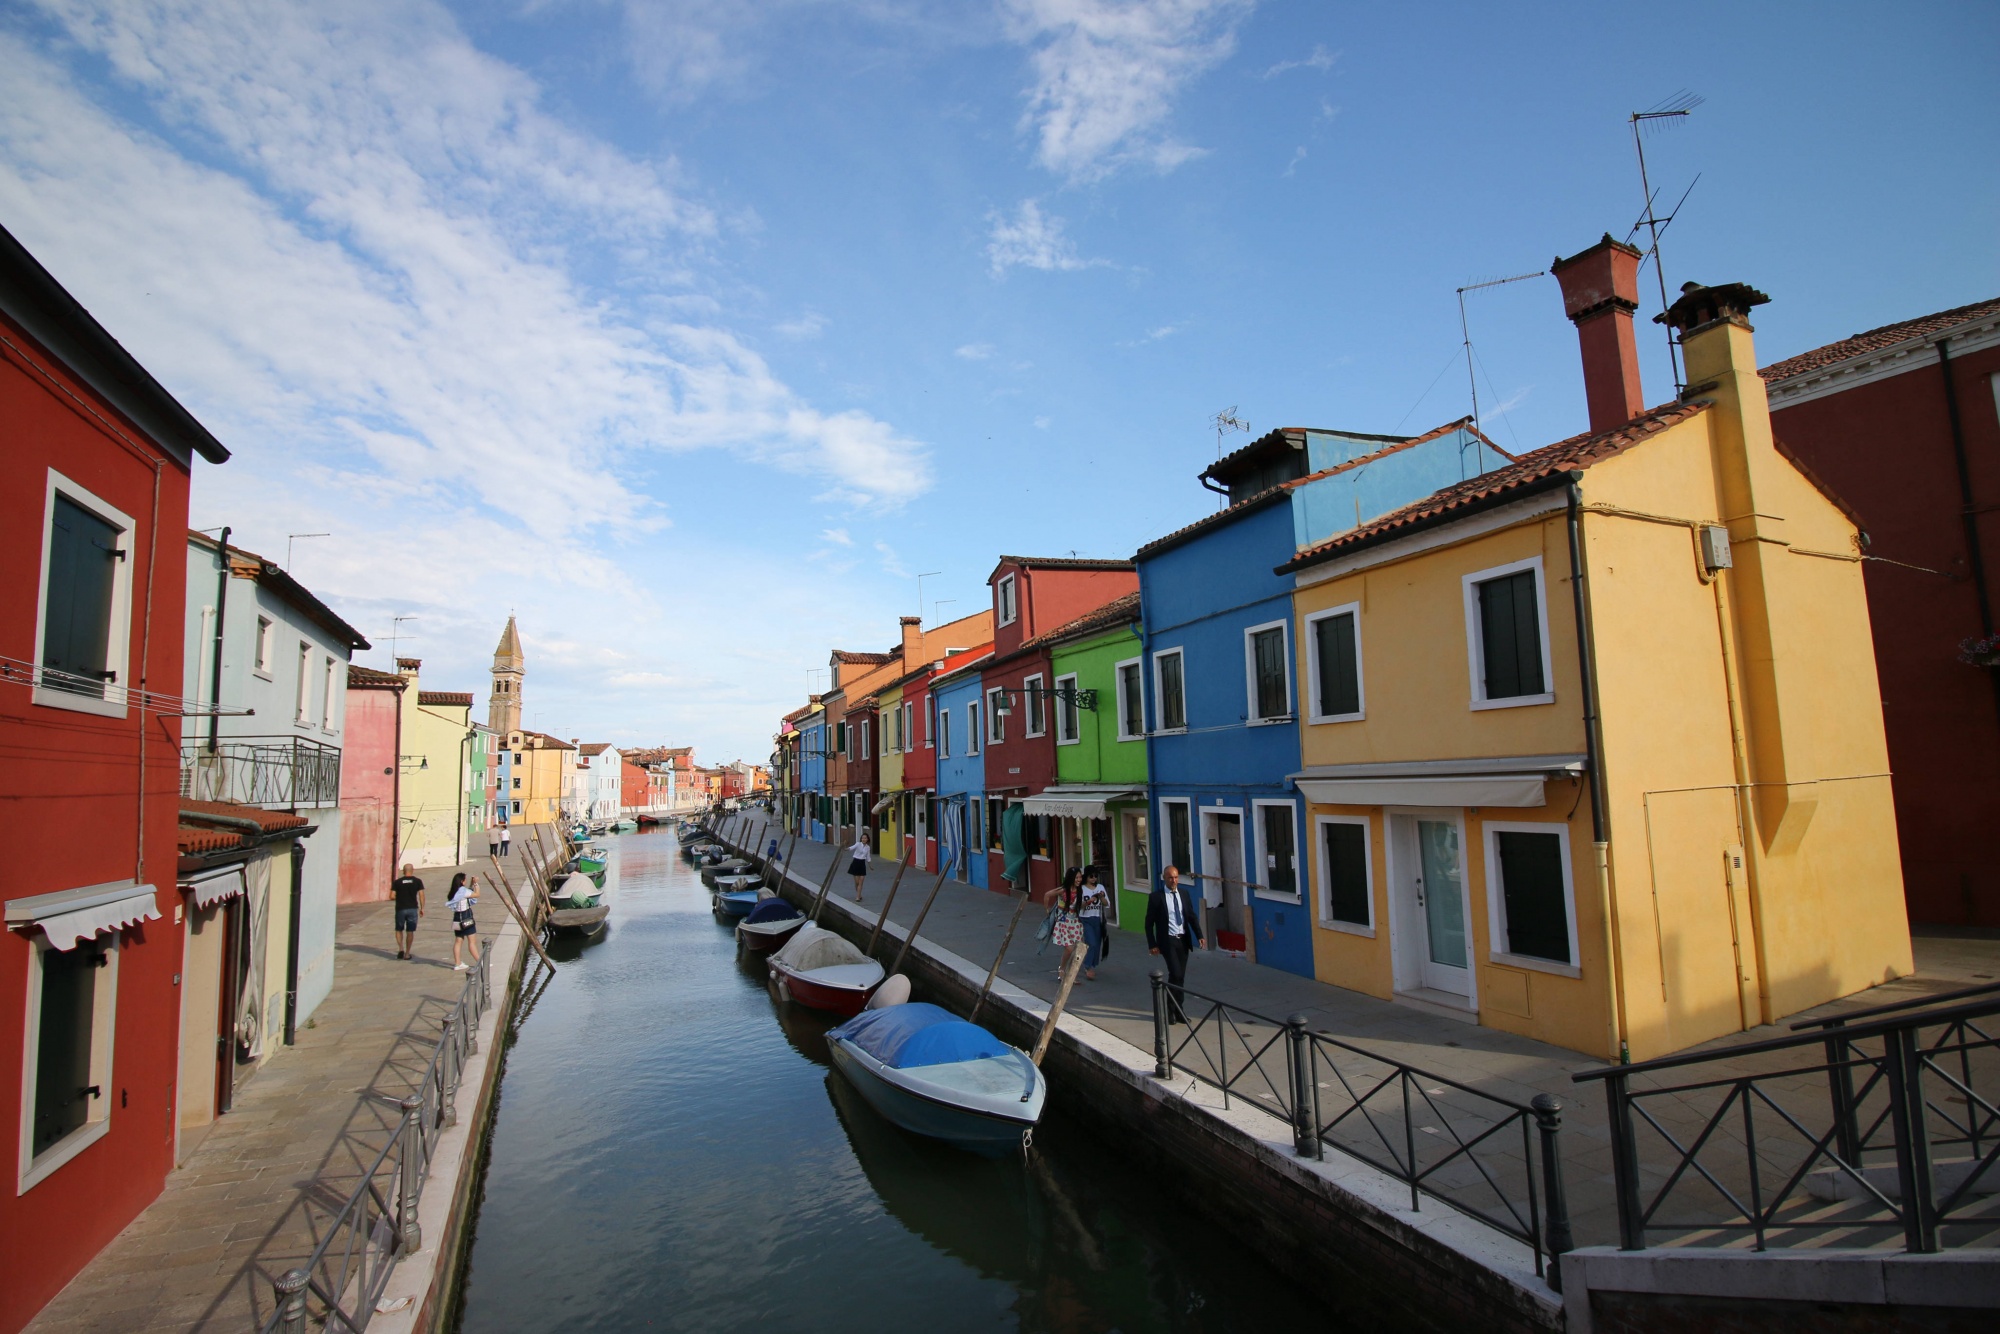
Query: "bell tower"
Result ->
[[490, 616, 524, 734]]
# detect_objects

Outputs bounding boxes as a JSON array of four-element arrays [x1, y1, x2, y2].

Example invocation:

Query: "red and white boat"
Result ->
[[767, 924, 884, 1016]]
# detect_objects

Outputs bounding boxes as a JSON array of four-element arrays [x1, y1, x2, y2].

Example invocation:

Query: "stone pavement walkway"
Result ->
[[25, 835, 550, 1334], [714, 812, 1998, 1252]]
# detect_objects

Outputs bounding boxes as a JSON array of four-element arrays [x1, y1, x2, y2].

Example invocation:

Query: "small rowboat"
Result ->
[[714, 888, 761, 917], [713, 873, 762, 893], [575, 847, 609, 876], [699, 859, 750, 887], [826, 1002, 1045, 1157], [548, 903, 610, 936], [736, 898, 806, 952], [550, 872, 602, 909], [767, 925, 883, 1017]]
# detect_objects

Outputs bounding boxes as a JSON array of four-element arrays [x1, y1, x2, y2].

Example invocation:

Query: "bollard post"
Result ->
[[397, 1095, 424, 1254], [1150, 970, 1172, 1079], [1531, 1094, 1573, 1293], [1286, 1014, 1316, 1158], [439, 1016, 459, 1129], [274, 1266, 309, 1331], [464, 996, 479, 1057]]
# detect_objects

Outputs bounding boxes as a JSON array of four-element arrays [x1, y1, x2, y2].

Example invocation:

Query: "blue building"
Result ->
[[798, 703, 829, 841], [1136, 419, 1509, 979], [932, 653, 992, 889]]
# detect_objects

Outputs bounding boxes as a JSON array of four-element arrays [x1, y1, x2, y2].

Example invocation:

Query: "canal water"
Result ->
[[453, 830, 1337, 1332]]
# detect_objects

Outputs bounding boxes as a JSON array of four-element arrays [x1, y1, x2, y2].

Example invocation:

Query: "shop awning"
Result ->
[[870, 793, 897, 815], [1018, 787, 1142, 821], [6, 881, 161, 949], [182, 866, 246, 909], [1289, 754, 1585, 809]]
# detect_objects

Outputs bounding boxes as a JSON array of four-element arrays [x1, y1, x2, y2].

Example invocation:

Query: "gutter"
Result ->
[[1567, 480, 1627, 1064], [1278, 470, 1575, 576], [284, 839, 304, 1045], [207, 526, 230, 752], [1936, 337, 2000, 725]]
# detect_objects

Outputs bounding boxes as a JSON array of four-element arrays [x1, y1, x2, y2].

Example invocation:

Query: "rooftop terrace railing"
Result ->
[[182, 736, 342, 810], [1574, 990, 2000, 1253]]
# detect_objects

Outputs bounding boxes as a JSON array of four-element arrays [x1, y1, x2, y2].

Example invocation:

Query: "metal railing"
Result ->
[[1575, 990, 2000, 1253], [183, 736, 343, 809], [262, 948, 493, 1332], [1149, 973, 1570, 1287]]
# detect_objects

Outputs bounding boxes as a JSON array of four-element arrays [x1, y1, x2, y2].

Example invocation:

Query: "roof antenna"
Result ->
[[1455, 271, 1545, 445], [1628, 91, 1703, 392], [1210, 406, 1250, 458]]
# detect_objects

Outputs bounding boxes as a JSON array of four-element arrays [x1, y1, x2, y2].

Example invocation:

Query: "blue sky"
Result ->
[[3, 1, 1994, 763]]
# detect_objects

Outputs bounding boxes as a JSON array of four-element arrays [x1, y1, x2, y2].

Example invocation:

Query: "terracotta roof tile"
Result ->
[[176, 824, 244, 855], [579, 743, 612, 755], [180, 800, 311, 833], [1760, 297, 2000, 384], [418, 690, 473, 707], [1021, 592, 1142, 650], [348, 664, 405, 689], [831, 649, 896, 664], [992, 555, 1135, 572], [1282, 401, 1710, 572]]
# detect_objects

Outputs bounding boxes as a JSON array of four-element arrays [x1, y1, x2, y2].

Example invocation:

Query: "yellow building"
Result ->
[[875, 679, 905, 858], [1284, 258, 1909, 1061], [504, 730, 573, 828], [394, 659, 480, 868]]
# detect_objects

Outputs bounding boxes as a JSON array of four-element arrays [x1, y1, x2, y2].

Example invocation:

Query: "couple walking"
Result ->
[[389, 863, 484, 970], [1050, 865, 1111, 980]]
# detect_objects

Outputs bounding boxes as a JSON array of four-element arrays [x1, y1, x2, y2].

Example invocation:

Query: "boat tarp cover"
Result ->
[[829, 1003, 1009, 1070], [772, 924, 871, 972], [555, 873, 599, 907], [745, 898, 801, 924]]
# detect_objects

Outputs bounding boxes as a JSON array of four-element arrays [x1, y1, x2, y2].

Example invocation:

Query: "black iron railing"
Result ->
[[182, 736, 342, 809], [1575, 991, 2000, 1253], [1149, 973, 1569, 1286]]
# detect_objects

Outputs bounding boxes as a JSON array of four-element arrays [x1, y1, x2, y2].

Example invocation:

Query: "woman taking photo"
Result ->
[[448, 872, 482, 972]]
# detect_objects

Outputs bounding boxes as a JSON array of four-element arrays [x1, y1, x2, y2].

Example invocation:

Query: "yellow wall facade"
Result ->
[[876, 683, 904, 857]]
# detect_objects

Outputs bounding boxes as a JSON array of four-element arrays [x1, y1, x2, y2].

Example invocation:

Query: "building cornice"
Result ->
[[1765, 312, 2000, 411]]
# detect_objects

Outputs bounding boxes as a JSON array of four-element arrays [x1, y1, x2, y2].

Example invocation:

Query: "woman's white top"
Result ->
[[448, 884, 476, 910], [848, 840, 871, 863], [1080, 884, 1108, 918]]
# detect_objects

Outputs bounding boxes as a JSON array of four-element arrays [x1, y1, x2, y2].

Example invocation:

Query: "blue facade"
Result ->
[[1138, 498, 1314, 977], [799, 717, 828, 840], [493, 744, 515, 821], [933, 669, 987, 889]]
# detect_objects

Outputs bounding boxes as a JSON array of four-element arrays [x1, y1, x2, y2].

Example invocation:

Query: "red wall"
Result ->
[[0, 314, 195, 1334], [621, 760, 647, 810], [982, 649, 1058, 899], [988, 562, 1139, 658], [337, 683, 401, 904], [1770, 339, 2000, 925]]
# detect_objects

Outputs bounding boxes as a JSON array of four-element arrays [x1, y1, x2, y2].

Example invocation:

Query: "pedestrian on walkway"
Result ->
[[499, 820, 512, 858], [847, 828, 872, 901], [448, 872, 482, 971], [1052, 866, 1085, 976], [392, 864, 425, 960], [1079, 864, 1111, 981], [487, 819, 501, 858], [1145, 864, 1204, 1021]]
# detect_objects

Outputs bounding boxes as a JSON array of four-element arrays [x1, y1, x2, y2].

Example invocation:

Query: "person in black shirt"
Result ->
[[392, 864, 426, 960]]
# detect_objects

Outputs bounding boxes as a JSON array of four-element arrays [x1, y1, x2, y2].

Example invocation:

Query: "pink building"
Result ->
[[337, 665, 404, 904]]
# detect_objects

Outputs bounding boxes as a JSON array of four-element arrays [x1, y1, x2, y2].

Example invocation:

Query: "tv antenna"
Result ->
[[285, 532, 330, 571], [387, 614, 418, 662], [1628, 91, 1703, 392], [915, 571, 943, 624], [1210, 406, 1250, 458], [1456, 271, 1545, 441]]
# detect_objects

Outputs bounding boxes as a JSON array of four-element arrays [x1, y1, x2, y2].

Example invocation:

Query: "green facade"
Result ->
[[1049, 623, 1150, 931]]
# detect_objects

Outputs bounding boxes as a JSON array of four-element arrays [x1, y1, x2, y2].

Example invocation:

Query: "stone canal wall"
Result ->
[[747, 842, 1564, 1334]]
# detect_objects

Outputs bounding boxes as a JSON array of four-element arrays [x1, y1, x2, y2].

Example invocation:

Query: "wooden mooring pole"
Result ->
[[864, 851, 914, 957], [889, 855, 956, 978], [487, 856, 559, 971], [1031, 940, 1089, 1066], [970, 888, 1034, 1024]]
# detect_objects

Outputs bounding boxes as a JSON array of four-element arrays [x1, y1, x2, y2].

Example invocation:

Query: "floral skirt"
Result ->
[[1052, 912, 1084, 949]]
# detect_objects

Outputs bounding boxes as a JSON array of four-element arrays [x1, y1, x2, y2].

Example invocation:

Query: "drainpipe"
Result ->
[[1567, 480, 1628, 1063], [284, 838, 304, 1045], [1936, 337, 2000, 726], [207, 527, 231, 752]]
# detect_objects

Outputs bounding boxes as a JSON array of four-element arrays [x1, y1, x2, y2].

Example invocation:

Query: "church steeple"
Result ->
[[490, 616, 524, 734]]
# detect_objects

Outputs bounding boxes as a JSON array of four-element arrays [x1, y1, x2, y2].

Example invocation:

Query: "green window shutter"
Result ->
[[1497, 831, 1570, 963], [1159, 653, 1185, 730], [1478, 571, 1545, 699], [1262, 804, 1296, 897], [1314, 612, 1360, 716], [1322, 822, 1369, 925], [1252, 628, 1287, 718], [42, 495, 120, 695]]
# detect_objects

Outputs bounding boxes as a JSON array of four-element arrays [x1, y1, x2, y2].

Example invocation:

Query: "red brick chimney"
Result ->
[[899, 615, 922, 664], [1551, 234, 1646, 433]]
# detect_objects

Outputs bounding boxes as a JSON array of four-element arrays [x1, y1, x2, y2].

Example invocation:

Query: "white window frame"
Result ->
[[986, 687, 1006, 744], [31, 470, 136, 720], [1114, 657, 1144, 742], [1483, 819, 1582, 977], [1242, 619, 1293, 726], [1122, 810, 1151, 889], [1313, 814, 1375, 936], [903, 702, 915, 753], [939, 708, 951, 760], [1022, 673, 1047, 739], [1053, 672, 1081, 745], [967, 701, 982, 755], [1462, 555, 1556, 711], [1151, 647, 1187, 735], [17, 932, 120, 1193], [861, 719, 870, 760], [925, 694, 936, 749], [1303, 601, 1366, 724], [1157, 796, 1194, 880], [254, 615, 273, 678], [1250, 798, 1303, 904], [321, 655, 337, 732], [996, 573, 1018, 627], [294, 640, 312, 725]]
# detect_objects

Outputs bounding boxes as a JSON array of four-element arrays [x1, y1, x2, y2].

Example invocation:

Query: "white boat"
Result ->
[[826, 1001, 1045, 1156], [767, 924, 884, 1017]]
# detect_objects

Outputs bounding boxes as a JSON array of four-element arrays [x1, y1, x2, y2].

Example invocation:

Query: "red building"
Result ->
[[978, 557, 1138, 899], [1762, 297, 2000, 926], [336, 665, 405, 904], [0, 225, 230, 1333]]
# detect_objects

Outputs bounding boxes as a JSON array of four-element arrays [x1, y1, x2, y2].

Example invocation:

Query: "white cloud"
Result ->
[[874, 541, 909, 578], [986, 199, 1101, 276], [776, 311, 829, 338], [1033, 415, 1051, 429], [1002, 0, 1252, 182], [955, 341, 996, 360], [1261, 43, 1336, 79], [1282, 145, 1306, 177], [821, 527, 854, 546]]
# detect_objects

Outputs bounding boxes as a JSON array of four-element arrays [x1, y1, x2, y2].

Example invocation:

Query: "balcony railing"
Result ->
[[181, 736, 343, 809]]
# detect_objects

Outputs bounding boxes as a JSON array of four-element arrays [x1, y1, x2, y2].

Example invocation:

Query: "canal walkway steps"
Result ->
[[23, 841, 535, 1334], [723, 817, 1997, 1259]]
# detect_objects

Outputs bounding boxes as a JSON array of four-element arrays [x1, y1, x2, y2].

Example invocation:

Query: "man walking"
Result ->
[[499, 820, 512, 860], [1145, 864, 1204, 1021], [392, 863, 426, 960]]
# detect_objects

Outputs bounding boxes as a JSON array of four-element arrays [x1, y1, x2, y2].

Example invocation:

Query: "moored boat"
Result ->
[[713, 888, 761, 917], [613, 818, 638, 832], [736, 898, 805, 952], [699, 858, 750, 887], [548, 903, 610, 936], [767, 924, 884, 1017], [575, 847, 609, 876], [825, 1002, 1045, 1157]]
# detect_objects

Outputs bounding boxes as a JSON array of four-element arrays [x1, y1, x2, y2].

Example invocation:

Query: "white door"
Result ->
[[1393, 813, 1472, 998], [1200, 809, 1246, 944]]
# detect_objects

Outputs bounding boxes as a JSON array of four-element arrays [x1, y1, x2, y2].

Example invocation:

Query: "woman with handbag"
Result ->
[[1050, 866, 1085, 977]]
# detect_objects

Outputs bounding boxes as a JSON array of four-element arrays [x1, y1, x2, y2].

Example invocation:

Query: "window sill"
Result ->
[[1307, 711, 1365, 726], [1252, 889, 1303, 905], [1488, 950, 1580, 979], [1469, 692, 1555, 712], [1152, 727, 1188, 737], [1055, 737, 1081, 746], [19, 1115, 110, 1194], [1319, 918, 1376, 938], [1247, 716, 1294, 728], [252, 670, 273, 682], [31, 686, 124, 719]]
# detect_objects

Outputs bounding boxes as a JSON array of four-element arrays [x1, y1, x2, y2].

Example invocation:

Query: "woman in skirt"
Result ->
[[1051, 866, 1085, 977], [448, 871, 482, 971], [847, 828, 872, 902]]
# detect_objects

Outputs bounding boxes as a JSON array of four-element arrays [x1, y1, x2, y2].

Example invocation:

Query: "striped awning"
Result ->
[[1018, 787, 1142, 821], [7, 881, 161, 949]]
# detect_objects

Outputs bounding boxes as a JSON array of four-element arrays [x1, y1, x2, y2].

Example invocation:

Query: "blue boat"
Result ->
[[713, 888, 761, 917], [826, 1002, 1045, 1156]]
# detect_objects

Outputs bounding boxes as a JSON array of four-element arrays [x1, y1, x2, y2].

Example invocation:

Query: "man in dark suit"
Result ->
[[1145, 864, 1204, 1021]]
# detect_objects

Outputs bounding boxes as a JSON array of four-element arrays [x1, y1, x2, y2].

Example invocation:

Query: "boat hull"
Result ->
[[548, 904, 610, 936], [737, 917, 805, 952], [768, 960, 880, 1017], [713, 890, 760, 917], [826, 1039, 1039, 1157]]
